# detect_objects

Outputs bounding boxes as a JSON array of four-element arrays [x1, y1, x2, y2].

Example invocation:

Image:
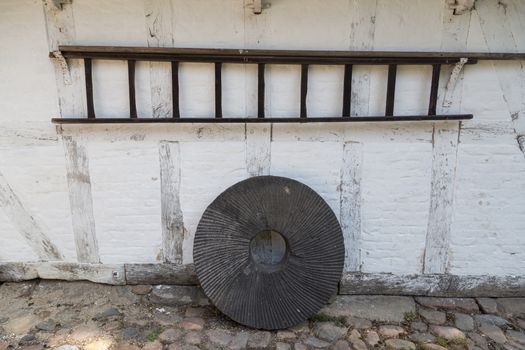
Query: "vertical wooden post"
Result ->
[[128, 60, 137, 118], [85, 58, 95, 118], [385, 64, 397, 116], [428, 64, 441, 116], [215, 62, 222, 118], [171, 61, 180, 118], [258, 63, 265, 118], [342, 64, 353, 117], [300, 64, 308, 118], [159, 141, 184, 264]]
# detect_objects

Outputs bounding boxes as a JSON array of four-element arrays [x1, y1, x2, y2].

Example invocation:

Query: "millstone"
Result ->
[[193, 175, 345, 330]]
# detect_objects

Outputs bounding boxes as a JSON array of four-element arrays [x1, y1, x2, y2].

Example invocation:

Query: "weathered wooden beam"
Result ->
[[0, 172, 63, 261], [62, 135, 99, 263], [424, 124, 460, 273], [422, 2, 472, 274], [340, 142, 363, 272], [144, 0, 174, 118], [340, 272, 525, 297], [245, 124, 271, 177], [476, 0, 525, 141], [348, 0, 378, 117], [43, 0, 84, 119], [3, 263, 523, 296], [0, 262, 196, 286], [0, 262, 124, 285], [158, 141, 184, 264], [124, 263, 198, 285]]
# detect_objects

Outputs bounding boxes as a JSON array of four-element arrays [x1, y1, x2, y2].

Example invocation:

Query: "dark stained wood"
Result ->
[[125, 263, 198, 285], [300, 64, 308, 118], [52, 114, 473, 124], [385, 64, 397, 116], [340, 272, 525, 297], [342, 64, 353, 117], [128, 60, 137, 118], [84, 58, 95, 118], [258, 63, 265, 118], [0, 262, 126, 285], [171, 61, 180, 118], [428, 64, 441, 116], [52, 46, 525, 123], [215, 62, 222, 118], [59, 45, 525, 62]]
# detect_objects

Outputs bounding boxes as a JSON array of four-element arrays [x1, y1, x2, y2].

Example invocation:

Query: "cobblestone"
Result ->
[[454, 313, 474, 331], [477, 298, 498, 314], [379, 325, 406, 338], [475, 314, 510, 328], [247, 331, 271, 349], [385, 338, 416, 350], [469, 332, 489, 350], [419, 308, 446, 325], [506, 330, 525, 345], [415, 297, 479, 313], [365, 330, 380, 347], [429, 325, 466, 340], [409, 332, 435, 343], [312, 321, 347, 341], [0, 281, 523, 350], [478, 323, 507, 344]]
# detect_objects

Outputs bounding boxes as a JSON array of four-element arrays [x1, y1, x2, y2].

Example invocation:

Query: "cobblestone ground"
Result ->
[[0, 281, 524, 350]]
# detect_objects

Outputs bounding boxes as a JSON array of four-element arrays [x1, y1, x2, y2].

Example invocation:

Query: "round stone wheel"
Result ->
[[193, 175, 345, 330]]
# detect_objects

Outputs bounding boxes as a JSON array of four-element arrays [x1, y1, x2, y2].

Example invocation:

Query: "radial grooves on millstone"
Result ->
[[193, 175, 344, 330]]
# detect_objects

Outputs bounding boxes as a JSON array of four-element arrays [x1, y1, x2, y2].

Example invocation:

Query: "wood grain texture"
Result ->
[[340, 272, 525, 297], [0, 262, 125, 285], [44, 2, 98, 264], [0, 172, 63, 261], [125, 263, 198, 285], [144, 0, 175, 118], [423, 3, 471, 274], [159, 141, 184, 263], [0, 262, 195, 286], [340, 142, 363, 272], [43, 0, 85, 119], [424, 124, 460, 273], [348, 0, 377, 116], [245, 124, 271, 177], [62, 136, 99, 263], [476, 0, 525, 138], [440, 3, 471, 111]]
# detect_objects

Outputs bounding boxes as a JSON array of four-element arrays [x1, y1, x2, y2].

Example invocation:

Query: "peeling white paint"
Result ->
[[0, 0, 524, 283]]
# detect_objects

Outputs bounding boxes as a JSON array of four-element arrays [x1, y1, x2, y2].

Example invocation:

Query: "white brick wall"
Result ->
[[0, 0, 524, 278]]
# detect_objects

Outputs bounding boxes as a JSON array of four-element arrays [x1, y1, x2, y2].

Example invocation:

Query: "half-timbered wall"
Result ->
[[0, 0, 524, 294]]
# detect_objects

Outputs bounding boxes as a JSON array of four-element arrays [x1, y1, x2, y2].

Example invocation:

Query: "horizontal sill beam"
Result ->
[[52, 115, 473, 124]]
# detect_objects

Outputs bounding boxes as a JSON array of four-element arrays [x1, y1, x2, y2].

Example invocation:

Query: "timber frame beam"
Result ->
[[50, 46, 525, 124]]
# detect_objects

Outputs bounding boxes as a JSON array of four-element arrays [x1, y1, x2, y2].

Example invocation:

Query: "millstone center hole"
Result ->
[[249, 230, 288, 269]]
